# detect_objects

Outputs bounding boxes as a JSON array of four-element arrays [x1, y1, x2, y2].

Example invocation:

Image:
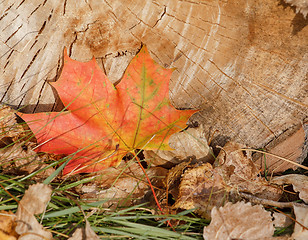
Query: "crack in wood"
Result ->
[[152, 6, 166, 28], [29, 40, 38, 50], [6, 49, 14, 61], [183, 80, 244, 143], [3, 14, 20, 32], [0, 81, 13, 103], [216, 32, 240, 43], [20, 49, 41, 90], [103, 0, 112, 10], [69, 20, 100, 55], [29, 4, 41, 17], [126, 6, 152, 29], [253, 81, 308, 109], [37, 21, 46, 36], [4, 24, 23, 44], [3, 60, 9, 69], [166, 24, 211, 54], [33, 78, 47, 112], [83, 0, 93, 11], [129, 20, 141, 31], [3, 3, 14, 14], [170, 46, 274, 138], [166, 10, 223, 32], [63, 0, 67, 15], [208, 59, 253, 98], [0, 11, 8, 22], [17, 76, 45, 109], [69, 33, 78, 57], [1, 30, 39, 56], [16, 0, 26, 9]]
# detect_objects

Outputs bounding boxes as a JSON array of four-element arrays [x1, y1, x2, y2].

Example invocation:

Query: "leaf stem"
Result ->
[[131, 151, 175, 231]]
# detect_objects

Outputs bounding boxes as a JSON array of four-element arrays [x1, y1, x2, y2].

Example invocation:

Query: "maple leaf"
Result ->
[[18, 46, 196, 174]]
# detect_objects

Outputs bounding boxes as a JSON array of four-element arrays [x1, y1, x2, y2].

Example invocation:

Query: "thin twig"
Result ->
[[132, 152, 175, 231], [240, 148, 308, 170], [239, 192, 293, 208], [271, 206, 308, 231]]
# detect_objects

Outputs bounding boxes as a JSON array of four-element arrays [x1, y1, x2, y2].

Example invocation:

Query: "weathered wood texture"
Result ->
[[0, 0, 307, 149]]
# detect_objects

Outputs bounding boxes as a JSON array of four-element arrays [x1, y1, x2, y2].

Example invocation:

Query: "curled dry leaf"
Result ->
[[0, 104, 27, 169], [272, 212, 293, 228], [0, 104, 54, 177], [0, 104, 24, 141], [79, 160, 167, 208], [165, 160, 192, 200], [255, 125, 307, 174], [151, 160, 192, 218], [272, 174, 308, 203], [68, 220, 100, 240], [174, 163, 226, 219], [144, 126, 211, 167], [0, 211, 18, 240], [203, 202, 275, 240], [292, 203, 308, 240], [174, 142, 282, 218], [0, 143, 55, 178], [16, 183, 53, 240], [215, 142, 282, 200], [284, 0, 308, 18]]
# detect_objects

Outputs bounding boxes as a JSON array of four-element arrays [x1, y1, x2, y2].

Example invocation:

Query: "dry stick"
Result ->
[[271, 207, 308, 231], [240, 148, 308, 171], [239, 192, 293, 208], [241, 195, 308, 235], [0, 183, 20, 203], [132, 152, 175, 231]]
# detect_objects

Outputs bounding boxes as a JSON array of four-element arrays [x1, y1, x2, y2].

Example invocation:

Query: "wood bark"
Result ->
[[0, 0, 307, 153]]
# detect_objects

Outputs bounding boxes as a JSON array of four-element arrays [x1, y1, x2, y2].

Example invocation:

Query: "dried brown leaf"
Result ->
[[203, 202, 275, 240], [0, 211, 18, 240], [0, 104, 23, 141], [165, 160, 191, 198], [215, 142, 282, 200], [174, 163, 226, 219], [151, 160, 192, 218], [255, 125, 307, 174], [272, 174, 308, 203], [284, 0, 308, 18], [0, 231, 16, 240], [16, 183, 53, 240], [0, 104, 55, 178], [175, 142, 283, 219], [272, 212, 293, 228], [292, 203, 308, 240], [79, 161, 167, 208], [68, 220, 99, 240], [144, 127, 212, 167]]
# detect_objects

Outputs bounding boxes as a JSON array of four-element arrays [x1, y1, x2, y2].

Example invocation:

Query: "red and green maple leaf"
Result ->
[[19, 46, 196, 174]]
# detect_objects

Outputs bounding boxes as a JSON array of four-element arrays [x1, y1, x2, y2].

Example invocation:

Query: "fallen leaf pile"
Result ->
[[203, 202, 275, 240], [0, 184, 100, 240], [171, 142, 282, 218], [0, 104, 54, 177], [15, 184, 53, 240], [0, 44, 307, 239], [79, 160, 168, 208], [203, 201, 308, 240]]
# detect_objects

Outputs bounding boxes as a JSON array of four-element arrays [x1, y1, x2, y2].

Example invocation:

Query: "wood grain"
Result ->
[[0, 0, 307, 149]]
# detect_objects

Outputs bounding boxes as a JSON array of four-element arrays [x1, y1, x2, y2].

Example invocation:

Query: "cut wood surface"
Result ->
[[0, 0, 307, 150]]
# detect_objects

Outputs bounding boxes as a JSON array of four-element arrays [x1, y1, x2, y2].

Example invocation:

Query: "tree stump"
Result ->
[[0, 0, 307, 166]]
